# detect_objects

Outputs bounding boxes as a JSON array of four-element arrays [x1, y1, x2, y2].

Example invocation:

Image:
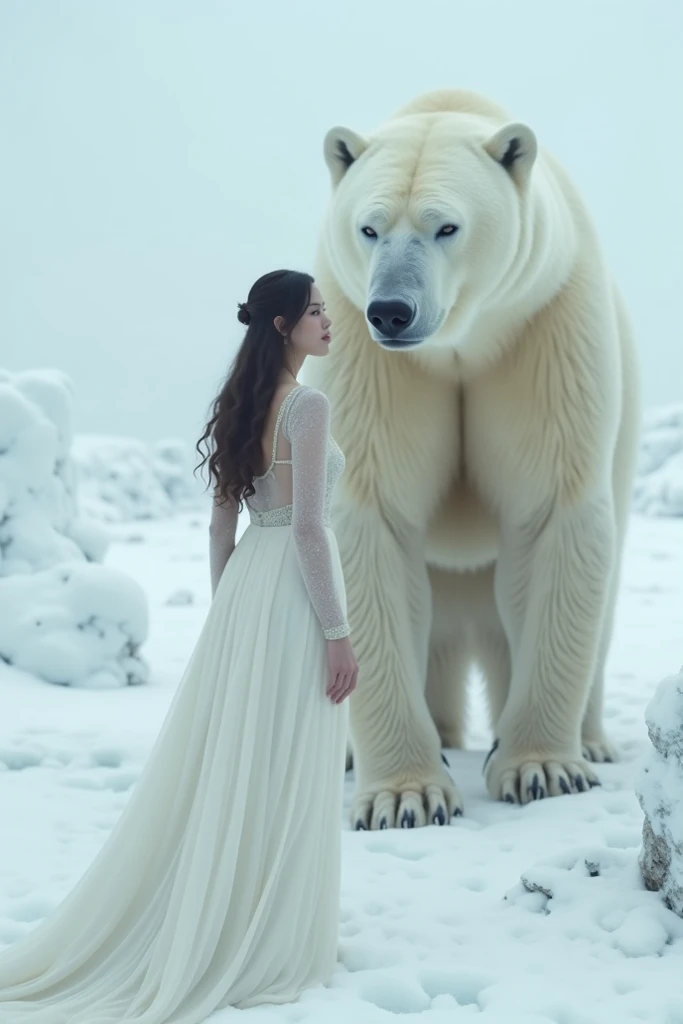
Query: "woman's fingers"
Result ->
[[334, 673, 354, 703], [327, 671, 344, 702], [328, 663, 359, 704]]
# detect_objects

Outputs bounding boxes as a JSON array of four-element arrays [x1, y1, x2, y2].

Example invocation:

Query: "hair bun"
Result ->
[[237, 303, 251, 326]]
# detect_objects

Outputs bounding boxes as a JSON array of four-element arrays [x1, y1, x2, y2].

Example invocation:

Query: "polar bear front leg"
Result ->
[[580, 563, 620, 765], [336, 506, 464, 829], [582, 383, 639, 765], [485, 496, 615, 803]]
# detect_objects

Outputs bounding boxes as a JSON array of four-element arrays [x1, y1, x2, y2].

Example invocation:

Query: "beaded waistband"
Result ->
[[247, 505, 332, 529], [248, 505, 294, 528]]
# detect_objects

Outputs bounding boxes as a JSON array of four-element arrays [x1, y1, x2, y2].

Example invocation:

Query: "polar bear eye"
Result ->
[[436, 224, 459, 238], [361, 226, 378, 239]]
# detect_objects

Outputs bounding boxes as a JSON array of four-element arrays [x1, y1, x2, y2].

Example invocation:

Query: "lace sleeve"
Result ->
[[284, 387, 350, 640]]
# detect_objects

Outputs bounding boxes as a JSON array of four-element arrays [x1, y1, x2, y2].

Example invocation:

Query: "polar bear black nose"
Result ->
[[366, 299, 415, 338]]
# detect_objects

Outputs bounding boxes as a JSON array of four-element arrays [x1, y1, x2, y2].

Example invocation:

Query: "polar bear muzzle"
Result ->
[[365, 236, 442, 349]]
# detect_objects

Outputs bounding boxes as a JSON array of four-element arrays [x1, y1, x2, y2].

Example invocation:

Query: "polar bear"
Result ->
[[303, 89, 641, 829]]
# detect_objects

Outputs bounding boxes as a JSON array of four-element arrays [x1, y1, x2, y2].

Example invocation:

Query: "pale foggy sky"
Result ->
[[1, 1, 681, 456]]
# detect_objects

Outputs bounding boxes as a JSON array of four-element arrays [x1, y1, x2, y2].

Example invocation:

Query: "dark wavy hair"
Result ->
[[194, 269, 314, 511]]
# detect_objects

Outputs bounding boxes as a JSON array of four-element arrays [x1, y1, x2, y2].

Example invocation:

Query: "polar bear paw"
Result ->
[[484, 742, 601, 804], [581, 734, 618, 764], [352, 771, 464, 830]]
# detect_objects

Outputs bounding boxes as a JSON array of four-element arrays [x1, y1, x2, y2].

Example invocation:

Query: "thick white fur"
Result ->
[[304, 89, 641, 827]]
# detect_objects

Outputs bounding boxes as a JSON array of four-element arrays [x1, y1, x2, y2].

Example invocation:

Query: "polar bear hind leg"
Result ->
[[425, 564, 511, 750]]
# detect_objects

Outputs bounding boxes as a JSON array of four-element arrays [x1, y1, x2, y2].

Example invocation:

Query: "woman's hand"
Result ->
[[326, 636, 358, 704]]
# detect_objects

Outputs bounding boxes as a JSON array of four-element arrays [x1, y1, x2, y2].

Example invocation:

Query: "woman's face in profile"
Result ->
[[287, 283, 332, 357]]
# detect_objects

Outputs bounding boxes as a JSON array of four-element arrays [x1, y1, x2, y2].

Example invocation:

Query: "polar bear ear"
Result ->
[[323, 127, 370, 186], [484, 122, 537, 188]]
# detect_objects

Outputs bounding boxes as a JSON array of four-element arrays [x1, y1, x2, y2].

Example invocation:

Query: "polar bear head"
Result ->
[[320, 95, 561, 360]]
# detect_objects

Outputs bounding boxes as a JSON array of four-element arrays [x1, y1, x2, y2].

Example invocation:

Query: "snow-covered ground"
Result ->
[[1, 508, 682, 1024]]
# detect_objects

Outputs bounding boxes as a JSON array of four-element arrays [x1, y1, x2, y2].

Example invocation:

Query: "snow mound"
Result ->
[[634, 405, 683, 517], [71, 434, 205, 523], [637, 667, 683, 915], [0, 562, 148, 688], [0, 368, 149, 687], [506, 845, 683, 1021]]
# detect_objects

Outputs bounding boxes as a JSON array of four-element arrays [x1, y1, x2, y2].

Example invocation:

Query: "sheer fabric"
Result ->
[[245, 386, 350, 640]]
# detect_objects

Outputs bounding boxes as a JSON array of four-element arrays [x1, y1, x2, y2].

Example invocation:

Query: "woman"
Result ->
[[0, 269, 358, 1021]]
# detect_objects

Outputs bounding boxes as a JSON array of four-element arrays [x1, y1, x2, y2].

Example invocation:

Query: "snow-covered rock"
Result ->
[[71, 434, 205, 523], [634, 404, 683, 517], [637, 667, 683, 915], [0, 368, 149, 687]]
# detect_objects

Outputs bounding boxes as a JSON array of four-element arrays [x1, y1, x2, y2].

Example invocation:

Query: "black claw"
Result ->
[[354, 819, 367, 831], [452, 807, 463, 817], [529, 773, 541, 800], [441, 752, 450, 767], [559, 777, 571, 795], [482, 738, 500, 775], [432, 806, 446, 826], [574, 776, 586, 792], [504, 793, 515, 804], [379, 816, 388, 829], [588, 778, 601, 788], [604, 756, 613, 764], [400, 809, 416, 828]]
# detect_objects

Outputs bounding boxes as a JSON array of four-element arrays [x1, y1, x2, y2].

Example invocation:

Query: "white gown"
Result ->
[[0, 384, 350, 1022]]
